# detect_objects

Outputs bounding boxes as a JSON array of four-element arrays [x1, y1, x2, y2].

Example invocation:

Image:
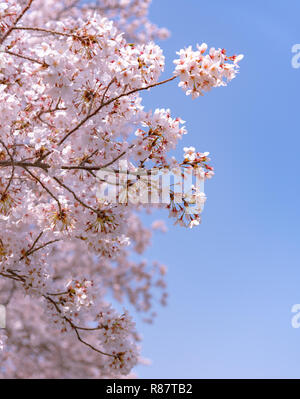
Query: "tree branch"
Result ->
[[58, 75, 177, 145]]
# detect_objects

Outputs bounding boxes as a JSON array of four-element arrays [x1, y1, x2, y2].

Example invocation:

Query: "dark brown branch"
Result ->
[[11, 26, 81, 39], [20, 231, 44, 260], [23, 167, 62, 213], [4, 50, 47, 66], [0, 269, 115, 359], [53, 177, 98, 214], [0, 139, 15, 198], [58, 76, 177, 145], [44, 295, 114, 358]]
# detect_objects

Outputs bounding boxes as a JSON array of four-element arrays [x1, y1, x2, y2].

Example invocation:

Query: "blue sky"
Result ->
[[130, 0, 300, 378]]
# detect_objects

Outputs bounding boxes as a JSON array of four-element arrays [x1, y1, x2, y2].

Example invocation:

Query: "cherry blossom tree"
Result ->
[[0, 0, 243, 378]]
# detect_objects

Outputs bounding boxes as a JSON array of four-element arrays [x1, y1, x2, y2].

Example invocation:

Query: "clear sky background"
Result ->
[[128, 0, 300, 379]]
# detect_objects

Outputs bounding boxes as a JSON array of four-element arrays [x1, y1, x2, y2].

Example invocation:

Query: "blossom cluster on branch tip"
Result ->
[[174, 43, 243, 99], [0, 0, 243, 378]]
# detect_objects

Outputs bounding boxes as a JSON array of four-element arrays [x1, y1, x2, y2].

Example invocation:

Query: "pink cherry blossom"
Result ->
[[0, 0, 242, 378]]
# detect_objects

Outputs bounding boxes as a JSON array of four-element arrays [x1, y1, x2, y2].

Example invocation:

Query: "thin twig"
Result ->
[[45, 295, 114, 358], [0, 139, 15, 197], [53, 177, 98, 214], [24, 167, 62, 213]]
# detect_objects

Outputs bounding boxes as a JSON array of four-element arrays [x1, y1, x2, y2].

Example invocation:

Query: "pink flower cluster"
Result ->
[[174, 43, 243, 98]]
